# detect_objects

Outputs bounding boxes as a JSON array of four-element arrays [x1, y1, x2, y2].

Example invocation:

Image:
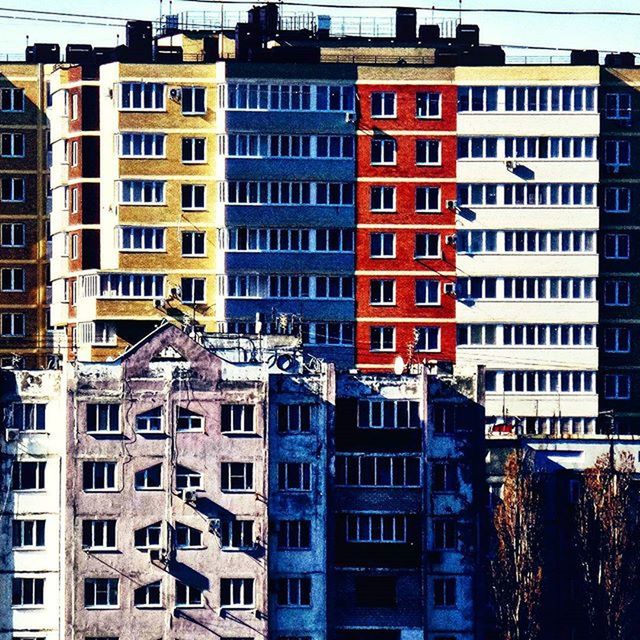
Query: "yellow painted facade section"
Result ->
[[455, 65, 600, 84]]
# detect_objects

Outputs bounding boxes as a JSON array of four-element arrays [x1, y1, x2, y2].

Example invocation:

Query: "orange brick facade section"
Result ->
[[355, 82, 457, 370]]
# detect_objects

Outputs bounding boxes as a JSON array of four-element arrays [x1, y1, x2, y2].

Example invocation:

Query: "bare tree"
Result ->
[[573, 450, 640, 640], [490, 448, 544, 640]]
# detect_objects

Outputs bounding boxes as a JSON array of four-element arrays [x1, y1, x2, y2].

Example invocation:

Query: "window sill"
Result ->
[[11, 604, 46, 609], [371, 115, 397, 119], [182, 160, 207, 165], [119, 249, 167, 254], [176, 603, 205, 609], [416, 115, 442, 120]]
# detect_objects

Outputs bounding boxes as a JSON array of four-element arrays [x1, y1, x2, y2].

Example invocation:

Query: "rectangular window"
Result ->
[[134, 464, 162, 490], [371, 137, 396, 165], [84, 578, 119, 608], [277, 520, 311, 549], [415, 326, 440, 352], [182, 86, 206, 114], [458, 86, 498, 112], [86, 404, 120, 433], [181, 184, 206, 210], [120, 82, 165, 111], [370, 186, 396, 212], [605, 233, 630, 259], [221, 404, 255, 433], [370, 232, 395, 258], [604, 327, 631, 353], [433, 461, 458, 491], [82, 520, 116, 550], [1, 312, 26, 337], [357, 400, 420, 428], [12, 577, 44, 607], [0, 222, 25, 247], [120, 180, 165, 205], [345, 514, 407, 543], [182, 137, 206, 163], [176, 465, 202, 491], [371, 92, 396, 118], [176, 523, 203, 548], [416, 139, 441, 165], [604, 280, 631, 307], [1, 88, 24, 112], [370, 279, 396, 305], [136, 408, 163, 433], [415, 233, 441, 258], [434, 405, 456, 434], [1, 132, 25, 157], [12, 461, 45, 491], [335, 455, 421, 487], [279, 462, 311, 491], [604, 187, 630, 213], [277, 577, 311, 606], [98, 274, 164, 299], [120, 133, 165, 158], [434, 577, 456, 607], [83, 461, 116, 491], [12, 520, 45, 548], [370, 326, 395, 352], [458, 136, 498, 159], [120, 227, 165, 251], [10, 403, 46, 431], [134, 581, 161, 608], [176, 581, 203, 607], [181, 277, 206, 304], [278, 404, 311, 433], [1, 177, 25, 202], [434, 520, 457, 550], [604, 374, 631, 400], [416, 92, 441, 118], [181, 231, 206, 256], [605, 92, 632, 121], [416, 186, 440, 212], [220, 578, 254, 607], [415, 279, 440, 305], [221, 462, 254, 492], [134, 522, 162, 549], [221, 520, 254, 550], [605, 139, 631, 169], [176, 407, 204, 432]]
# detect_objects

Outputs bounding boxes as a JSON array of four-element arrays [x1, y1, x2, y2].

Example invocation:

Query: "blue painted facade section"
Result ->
[[226, 251, 354, 274], [225, 204, 354, 228], [226, 158, 354, 182]]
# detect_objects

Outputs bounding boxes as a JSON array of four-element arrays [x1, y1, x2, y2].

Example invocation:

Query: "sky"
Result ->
[[1, 0, 640, 58]]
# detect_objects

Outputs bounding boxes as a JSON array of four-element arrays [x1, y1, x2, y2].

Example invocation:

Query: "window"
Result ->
[[493, 370, 596, 394], [316, 135, 354, 158], [12, 461, 45, 491], [433, 519, 458, 550], [357, 399, 420, 428], [503, 230, 594, 254], [335, 455, 421, 487], [176, 523, 203, 548], [456, 277, 498, 300], [0, 222, 25, 246], [416, 92, 441, 118], [503, 86, 595, 112], [604, 280, 631, 307], [604, 187, 630, 213], [416, 186, 440, 212], [134, 581, 161, 608], [83, 461, 116, 491], [415, 280, 440, 305], [279, 462, 311, 491], [182, 137, 206, 162], [120, 180, 165, 205], [181, 231, 206, 256], [120, 82, 165, 110], [119, 227, 166, 252], [345, 514, 407, 543], [84, 578, 119, 608], [12, 520, 45, 548], [181, 184, 206, 210], [371, 92, 396, 117], [176, 581, 203, 607], [221, 462, 254, 492], [70, 140, 78, 166], [228, 83, 317, 111], [604, 374, 631, 400], [370, 279, 395, 305], [415, 233, 441, 258], [371, 137, 396, 165], [434, 405, 456, 434], [120, 132, 165, 157], [458, 86, 498, 112], [415, 326, 440, 352], [1, 267, 24, 292], [1, 88, 24, 112], [277, 577, 311, 606], [605, 234, 630, 259], [433, 577, 456, 607], [98, 273, 164, 298], [12, 577, 44, 607], [182, 86, 206, 114], [433, 461, 458, 492], [134, 522, 162, 549], [82, 520, 116, 550], [416, 139, 441, 165], [1, 313, 26, 337], [277, 520, 311, 549], [1, 132, 25, 157], [278, 404, 311, 433], [303, 322, 354, 346], [458, 230, 497, 253], [221, 404, 254, 433], [605, 139, 631, 169], [136, 407, 163, 433], [458, 136, 498, 159], [86, 404, 120, 433], [221, 520, 254, 550], [370, 326, 395, 351], [180, 277, 206, 304], [457, 184, 497, 206], [220, 578, 254, 607], [370, 232, 395, 258], [176, 407, 204, 432], [604, 327, 631, 353], [605, 92, 631, 121], [135, 464, 162, 490], [176, 466, 202, 491], [316, 182, 354, 205]]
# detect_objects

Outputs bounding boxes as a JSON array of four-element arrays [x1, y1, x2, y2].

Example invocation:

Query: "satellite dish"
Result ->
[[393, 355, 404, 375]]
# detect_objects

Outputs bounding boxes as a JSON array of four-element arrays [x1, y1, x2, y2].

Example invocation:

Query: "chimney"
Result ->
[[396, 8, 417, 41]]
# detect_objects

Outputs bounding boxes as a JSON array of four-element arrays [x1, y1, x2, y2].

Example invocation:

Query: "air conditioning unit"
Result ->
[[445, 234, 457, 245], [149, 547, 170, 565], [443, 282, 456, 296], [153, 298, 165, 308], [5, 428, 19, 442], [181, 489, 197, 504], [446, 199, 458, 211], [208, 518, 221, 535], [169, 87, 182, 102], [505, 160, 517, 171], [345, 112, 356, 123]]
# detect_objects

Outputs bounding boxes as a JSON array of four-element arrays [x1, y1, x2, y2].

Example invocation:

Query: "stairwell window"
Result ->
[[136, 407, 163, 433], [176, 581, 203, 608], [176, 523, 203, 549], [433, 461, 458, 492], [135, 464, 162, 490], [120, 82, 165, 111], [434, 520, 457, 550], [175, 466, 202, 491], [416, 91, 441, 118], [182, 86, 206, 114], [134, 581, 162, 608], [371, 91, 396, 118], [134, 522, 162, 549], [176, 407, 205, 432], [85, 578, 119, 609]]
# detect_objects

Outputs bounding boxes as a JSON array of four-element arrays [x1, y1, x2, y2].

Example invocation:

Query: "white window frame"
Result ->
[[175, 522, 204, 549], [371, 137, 397, 165], [221, 462, 254, 492], [416, 186, 441, 213], [134, 464, 163, 490], [82, 520, 117, 551], [345, 513, 407, 543], [181, 231, 206, 257], [278, 462, 312, 492], [181, 184, 206, 211], [369, 279, 396, 306], [416, 91, 441, 118], [0, 222, 25, 247], [181, 86, 207, 115], [370, 186, 396, 212], [220, 404, 255, 434], [12, 461, 46, 492], [86, 404, 120, 434], [182, 137, 207, 163], [12, 577, 45, 608], [83, 461, 117, 492], [176, 407, 205, 432], [415, 279, 441, 306], [119, 227, 166, 252], [276, 577, 312, 607], [180, 277, 206, 304], [370, 232, 395, 258], [175, 581, 203, 608], [371, 91, 396, 118], [415, 326, 441, 352], [220, 578, 254, 609], [120, 132, 166, 158], [120, 180, 166, 205], [12, 519, 46, 549], [370, 326, 396, 352], [84, 578, 119, 609], [416, 138, 441, 165], [120, 82, 165, 111], [175, 465, 203, 491]]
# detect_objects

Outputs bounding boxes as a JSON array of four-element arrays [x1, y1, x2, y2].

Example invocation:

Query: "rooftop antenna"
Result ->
[[459, 0, 462, 24]]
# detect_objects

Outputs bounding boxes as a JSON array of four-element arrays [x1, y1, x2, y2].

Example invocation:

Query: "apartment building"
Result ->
[[0, 63, 50, 368], [454, 65, 601, 436], [48, 60, 219, 361], [0, 369, 65, 640]]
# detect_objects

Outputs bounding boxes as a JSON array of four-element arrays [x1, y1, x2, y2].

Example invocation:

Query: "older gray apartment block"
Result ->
[[0, 321, 486, 639]]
